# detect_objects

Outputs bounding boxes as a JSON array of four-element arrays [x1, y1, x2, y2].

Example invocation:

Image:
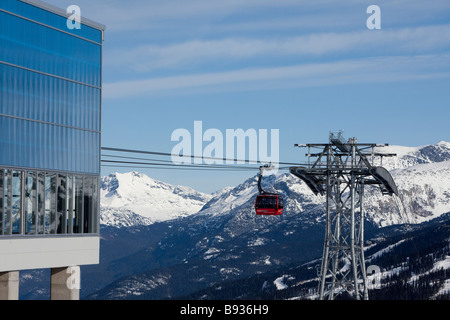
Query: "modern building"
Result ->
[[0, 0, 105, 299]]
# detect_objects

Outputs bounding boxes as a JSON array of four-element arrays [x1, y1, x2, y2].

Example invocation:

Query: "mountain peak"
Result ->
[[374, 141, 450, 170], [130, 171, 145, 178], [100, 171, 212, 224]]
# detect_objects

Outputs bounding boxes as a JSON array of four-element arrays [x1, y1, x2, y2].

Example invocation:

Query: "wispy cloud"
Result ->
[[49, 1, 450, 100], [103, 54, 450, 99], [75, 0, 320, 32], [51, 0, 450, 33], [105, 24, 450, 73]]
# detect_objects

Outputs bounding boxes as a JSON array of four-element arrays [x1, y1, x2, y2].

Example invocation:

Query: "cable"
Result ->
[[101, 159, 259, 171], [101, 146, 297, 175], [101, 155, 256, 170], [101, 164, 279, 172], [102, 154, 176, 164], [101, 146, 300, 166]]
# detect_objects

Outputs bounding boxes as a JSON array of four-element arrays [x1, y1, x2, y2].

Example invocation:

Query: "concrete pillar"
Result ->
[[51, 266, 80, 300], [0, 271, 20, 300]]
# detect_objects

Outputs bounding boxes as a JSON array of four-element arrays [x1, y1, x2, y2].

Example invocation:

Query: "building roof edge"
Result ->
[[19, 0, 106, 31]]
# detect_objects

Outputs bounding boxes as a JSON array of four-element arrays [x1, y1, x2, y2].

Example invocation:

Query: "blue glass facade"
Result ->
[[0, 0, 104, 236], [0, 0, 103, 174]]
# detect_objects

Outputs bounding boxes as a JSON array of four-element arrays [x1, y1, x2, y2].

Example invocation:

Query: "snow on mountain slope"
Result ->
[[100, 172, 212, 225], [364, 142, 450, 226], [365, 159, 450, 226], [99, 142, 450, 229], [374, 141, 450, 170], [100, 207, 154, 227]]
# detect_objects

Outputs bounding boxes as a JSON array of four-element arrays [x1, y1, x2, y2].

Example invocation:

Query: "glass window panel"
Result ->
[[0, 169, 4, 235], [0, 9, 102, 86], [56, 174, 67, 234], [0, 117, 100, 174], [92, 176, 99, 234], [4, 169, 12, 235], [36, 172, 45, 234], [0, 64, 101, 131], [83, 176, 93, 233], [74, 175, 83, 234], [24, 171, 37, 234], [67, 175, 74, 234], [1, 0, 103, 45], [0, 169, 98, 237], [45, 173, 56, 234]]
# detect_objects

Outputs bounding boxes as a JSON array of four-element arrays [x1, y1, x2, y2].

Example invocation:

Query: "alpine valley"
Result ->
[[19, 142, 450, 300]]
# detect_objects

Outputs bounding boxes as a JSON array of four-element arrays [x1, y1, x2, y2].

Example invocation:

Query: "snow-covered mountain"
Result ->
[[100, 172, 212, 226], [365, 159, 450, 226], [365, 141, 450, 226], [374, 141, 450, 170], [100, 141, 450, 229]]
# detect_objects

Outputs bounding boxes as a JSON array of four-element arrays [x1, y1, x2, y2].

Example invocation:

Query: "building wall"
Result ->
[[0, 0, 104, 271], [0, 0, 102, 174]]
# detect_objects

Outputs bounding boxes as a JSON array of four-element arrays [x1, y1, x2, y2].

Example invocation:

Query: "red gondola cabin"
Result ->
[[255, 194, 283, 216]]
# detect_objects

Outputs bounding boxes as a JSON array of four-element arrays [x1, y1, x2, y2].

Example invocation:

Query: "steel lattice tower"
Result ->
[[290, 132, 398, 300]]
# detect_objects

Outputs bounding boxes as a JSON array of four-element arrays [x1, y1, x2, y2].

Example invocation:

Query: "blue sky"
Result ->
[[46, 0, 450, 193]]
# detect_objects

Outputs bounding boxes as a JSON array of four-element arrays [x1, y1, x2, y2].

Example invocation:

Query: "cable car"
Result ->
[[255, 194, 283, 215], [255, 165, 284, 216]]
